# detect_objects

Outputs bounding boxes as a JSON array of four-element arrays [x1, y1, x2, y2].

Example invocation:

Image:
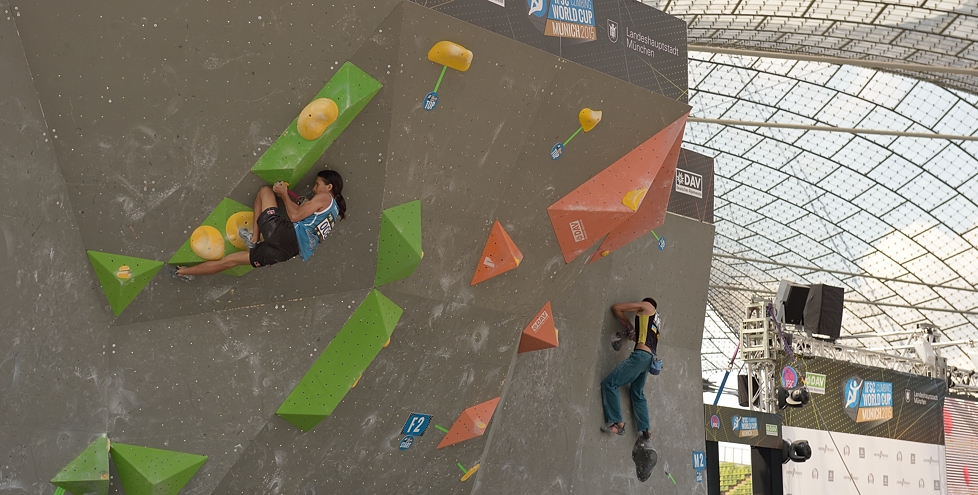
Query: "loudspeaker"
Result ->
[[737, 374, 760, 408], [775, 281, 809, 326], [803, 284, 844, 341]]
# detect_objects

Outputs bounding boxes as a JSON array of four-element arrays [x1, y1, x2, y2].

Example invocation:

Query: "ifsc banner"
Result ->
[[778, 355, 945, 445], [703, 404, 783, 449], [408, 0, 689, 102]]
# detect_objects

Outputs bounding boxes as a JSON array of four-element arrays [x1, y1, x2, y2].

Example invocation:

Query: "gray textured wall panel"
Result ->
[[2, 1, 710, 493]]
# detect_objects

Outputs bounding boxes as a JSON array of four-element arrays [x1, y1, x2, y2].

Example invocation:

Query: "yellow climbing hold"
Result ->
[[601, 250, 610, 257], [116, 265, 132, 280], [384, 337, 391, 348], [428, 41, 473, 72], [579, 108, 602, 132], [190, 225, 225, 261], [514, 256, 522, 266], [297, 98, 339, 140], [461, 463, 480, 482], [352, 374, 362, 388], [225, 211, 255, 250], [622, 188, 647, 211]]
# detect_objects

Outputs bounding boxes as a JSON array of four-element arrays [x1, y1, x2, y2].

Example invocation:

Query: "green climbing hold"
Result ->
[[109, 443, 207, 495], [87, 251, 164, 316], [251, 61, 383, 186], [50, 433, 109, 495], [277, 289, 403, 431], [374, 200, 423, 286], [168, 197, 254, 277]]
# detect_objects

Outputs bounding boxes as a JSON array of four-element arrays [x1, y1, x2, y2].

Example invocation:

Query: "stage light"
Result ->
[[777, 385, 810, 409], [781, 439, 813, 464]]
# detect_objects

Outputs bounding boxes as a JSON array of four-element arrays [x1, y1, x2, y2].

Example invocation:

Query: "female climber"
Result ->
[[171, 169, 347, 280]]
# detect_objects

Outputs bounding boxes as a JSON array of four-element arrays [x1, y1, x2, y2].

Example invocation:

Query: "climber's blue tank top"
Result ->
[[293, 198, 339, 262]]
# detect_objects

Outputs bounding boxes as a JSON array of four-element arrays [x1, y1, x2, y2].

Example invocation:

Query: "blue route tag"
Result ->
[[402, 413, 432, 436], [423, 92, 439, 111], [399, 435, 414, 450], [693, 450, 706, 471], [551, 143, 564, 160]]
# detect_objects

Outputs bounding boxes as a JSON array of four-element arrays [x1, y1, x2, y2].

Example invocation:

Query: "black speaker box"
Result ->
[[803, 284, 844, 341], [782, 285, 809, 325], [737, 374, 760, 408]]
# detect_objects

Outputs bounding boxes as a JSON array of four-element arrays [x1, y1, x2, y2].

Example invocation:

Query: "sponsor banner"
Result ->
[[666, 149, 714, 223], [778, 355, 945, 444], [806, 372, 826, 395], [408, 0, 688, 102], [782, 426, 946, 495], [944, 396, 978, 495], [704, 404, 782, 449]]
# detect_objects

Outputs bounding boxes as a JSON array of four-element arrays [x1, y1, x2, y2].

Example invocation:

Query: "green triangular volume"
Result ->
[[374, 200, 423, 286], [251, 61, 384, 185], [86, 251, 164, 316], [50, 433, 109, 495], [276, 289, 403, 431], [109, 443, 207, 495]]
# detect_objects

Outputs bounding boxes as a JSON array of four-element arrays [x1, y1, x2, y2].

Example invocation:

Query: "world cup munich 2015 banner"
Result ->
[[409, 0, 689, 102], [778, 355, 945, 445]]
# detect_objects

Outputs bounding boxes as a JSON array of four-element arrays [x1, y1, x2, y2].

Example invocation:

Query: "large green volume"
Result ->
[[374, 200, 423, 286], [277, 289, 403, 431], [109, 443, 207, 495], [251, 61, 383, 185], [50, 433, 109, 495], [87, 251, 164, 316]]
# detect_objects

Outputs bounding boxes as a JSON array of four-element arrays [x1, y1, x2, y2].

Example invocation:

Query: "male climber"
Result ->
[[171, 169, 347, 280], [600, 298, 661, 440]]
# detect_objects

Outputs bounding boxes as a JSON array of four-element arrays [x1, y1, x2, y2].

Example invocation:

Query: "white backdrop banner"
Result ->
[[783, 426, 946, 495]]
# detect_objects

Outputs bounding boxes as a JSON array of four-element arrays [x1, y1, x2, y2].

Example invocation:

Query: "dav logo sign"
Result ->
[[843, 377, 893, 425], [675, 169, 703, 198], [531, 310, 550, 333], [805, 372, 826, 394], [569, 219, 587, 242]]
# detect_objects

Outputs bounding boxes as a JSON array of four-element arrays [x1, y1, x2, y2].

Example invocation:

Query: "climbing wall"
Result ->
[[2, 1, 712, 494]]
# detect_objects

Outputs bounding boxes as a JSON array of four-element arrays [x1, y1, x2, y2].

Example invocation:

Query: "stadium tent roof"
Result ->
[[643, 0, 978, 377]]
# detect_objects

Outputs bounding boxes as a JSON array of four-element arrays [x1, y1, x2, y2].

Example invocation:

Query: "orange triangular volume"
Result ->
[[590, 113, 688, 263], [437, 397, 501, 449], [471, 221, 524, 285], [518, 301, 559, 353], [547, 114, 688, 264]]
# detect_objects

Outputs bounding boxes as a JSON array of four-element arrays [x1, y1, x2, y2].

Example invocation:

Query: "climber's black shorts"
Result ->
[[249, 207, 300, 267]]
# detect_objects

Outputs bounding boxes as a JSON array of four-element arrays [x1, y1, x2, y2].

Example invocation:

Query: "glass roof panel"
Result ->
[[932, 195, 978, 234], [838, 211, 891, 243], [896, 83, 958, 128], [650, 0, 978, 379], [899, 171, 959, 211], [851, 184, 904, 217]]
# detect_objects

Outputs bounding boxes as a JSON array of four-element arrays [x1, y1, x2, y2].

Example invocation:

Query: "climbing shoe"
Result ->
[[601, 422, 627, 435], [169, 265, 195, 283], [238, 227, 257, 249]]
